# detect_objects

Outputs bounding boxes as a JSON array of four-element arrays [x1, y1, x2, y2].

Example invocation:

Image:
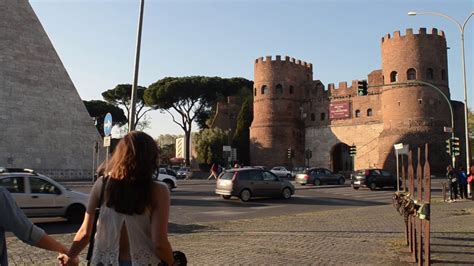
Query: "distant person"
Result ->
[[59, 131, 174, 265], [468, 166, 474, 200], [446, 165, 458, 202], [0, 187, 71, 265], [207, 163, 219, 180], [457, 166, 468, 200]]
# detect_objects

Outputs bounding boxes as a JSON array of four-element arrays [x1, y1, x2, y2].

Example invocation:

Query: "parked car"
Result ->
[[215, 168, 295, 202], [291, 166, 307, 178], [270, 166, 292, 178], [153, 171, 177, 191], [176, 167, 189, 179], [351, 169, 398, 190], [0, 168, 88, 223], [159, 167, 177, 177], [295, 167, 345, 186]]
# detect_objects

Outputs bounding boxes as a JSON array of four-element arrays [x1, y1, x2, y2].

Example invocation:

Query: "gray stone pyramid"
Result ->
[[0, 0, 101, 179]]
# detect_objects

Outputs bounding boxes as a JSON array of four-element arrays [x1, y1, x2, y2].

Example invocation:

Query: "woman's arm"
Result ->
[[151, 182, 174, 265]]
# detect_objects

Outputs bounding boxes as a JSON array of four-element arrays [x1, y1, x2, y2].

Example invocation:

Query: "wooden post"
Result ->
[[408, 151, 416, 260], [423, 144, 431, 266], [416, 148, 423, 266]]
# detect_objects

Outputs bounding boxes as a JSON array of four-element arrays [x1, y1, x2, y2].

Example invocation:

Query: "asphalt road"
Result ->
[[30, 179, 445, 235]]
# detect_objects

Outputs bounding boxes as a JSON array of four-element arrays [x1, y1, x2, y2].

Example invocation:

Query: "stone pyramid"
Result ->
[[0, 0, 101, 179]]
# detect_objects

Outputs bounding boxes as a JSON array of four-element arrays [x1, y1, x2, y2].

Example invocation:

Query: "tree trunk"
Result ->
[[185, 130, 191, 167]]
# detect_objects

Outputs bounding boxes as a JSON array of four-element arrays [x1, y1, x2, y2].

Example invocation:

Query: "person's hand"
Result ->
[[57, 253, 79, 266]]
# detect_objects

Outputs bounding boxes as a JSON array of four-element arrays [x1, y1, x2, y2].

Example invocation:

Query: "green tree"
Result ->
[[102, 84, 152, 130], [232, 97, 253, 165], [144, 76, 252, 166], [83, 100, 127, 136], [194, 128, 228, 166]]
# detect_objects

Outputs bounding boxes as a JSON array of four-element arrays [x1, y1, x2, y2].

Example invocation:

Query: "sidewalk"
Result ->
[[6, 199, 473, 265]]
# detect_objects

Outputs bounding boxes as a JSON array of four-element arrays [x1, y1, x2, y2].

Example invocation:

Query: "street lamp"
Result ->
[[408, 11, 473, 172], [129, 0, 145, 132]]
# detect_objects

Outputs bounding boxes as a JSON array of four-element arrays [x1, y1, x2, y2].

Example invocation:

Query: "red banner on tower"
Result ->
[[329, 102, 351, 119]]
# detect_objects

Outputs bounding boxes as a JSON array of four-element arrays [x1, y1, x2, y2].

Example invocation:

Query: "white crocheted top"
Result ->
[[90, 206, 161, 265]]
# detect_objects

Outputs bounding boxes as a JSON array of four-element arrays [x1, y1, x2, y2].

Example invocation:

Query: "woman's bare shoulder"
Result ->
[[151, 181, 170, 199]]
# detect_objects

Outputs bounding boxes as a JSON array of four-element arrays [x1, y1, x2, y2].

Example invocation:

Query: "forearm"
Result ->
[[35, 234, 68, 254], [67, 229, 90, 258], [155, 240, 174, 265]]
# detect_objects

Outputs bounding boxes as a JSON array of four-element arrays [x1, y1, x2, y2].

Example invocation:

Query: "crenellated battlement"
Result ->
[[381, 28, 445, 43], [255, 55, 313, 69]]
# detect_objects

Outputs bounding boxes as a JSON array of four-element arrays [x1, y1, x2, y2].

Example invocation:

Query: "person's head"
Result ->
[[106, 131, 158, 181], [105, 131, 158, 215], [470, 166, 474, 175], [447, 165, 453, 172]]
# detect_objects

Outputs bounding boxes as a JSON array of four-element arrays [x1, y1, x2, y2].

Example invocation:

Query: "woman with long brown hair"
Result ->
[[60, 131, 174, 265]]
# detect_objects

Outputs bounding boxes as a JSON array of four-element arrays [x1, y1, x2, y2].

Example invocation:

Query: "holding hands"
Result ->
[[57, 253, 79, 266]]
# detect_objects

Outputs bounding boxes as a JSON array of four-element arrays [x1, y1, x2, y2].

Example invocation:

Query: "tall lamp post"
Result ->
[[408, 11, 473, 173], [129, 0, 145, 132]]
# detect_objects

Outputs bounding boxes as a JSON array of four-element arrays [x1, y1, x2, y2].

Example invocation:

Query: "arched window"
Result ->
[[367, 108, 373, 117], [382, 75, 385, 84], [407, 68, 416, 80], [390, 71, 398, 82], [275, 84, 283, 94], [310, 113, 315, 121], [289, 86, 294, 94], [320, 113, 326, 121], [426, 68, 434, 80], [254, 88, 257, 96], [355, 110, 361, 118], [261, 85, 268, 95], [441, 69, 446, 80]]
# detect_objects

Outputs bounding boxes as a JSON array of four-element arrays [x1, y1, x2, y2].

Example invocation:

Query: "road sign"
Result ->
[[393, 143, 404, 150], [104, 113, 113, 136], [223, 145, 231, 152], [103, 136, 111, 147], [443, 127, 453, 133]]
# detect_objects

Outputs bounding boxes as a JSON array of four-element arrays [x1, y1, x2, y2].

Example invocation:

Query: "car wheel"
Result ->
[[281, 187, 292, 199], [313, 179, 321, 186], [338, 178, 345, 185], [239, 189, 251, 202], [163, 180, 173, 191], [221, 195, 231, 200], [369, 182, 377, 191], [352, 186, 360, 190], [66, 204, 85, 224]]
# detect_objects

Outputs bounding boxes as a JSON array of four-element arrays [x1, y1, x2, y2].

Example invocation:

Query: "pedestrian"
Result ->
[[0, 187, 72, 265], [58, 131, 174, 266], [457, 166, 468, 200], [446, 165, 458, 202], [207, 163, 218, 180], [468, 166, 474, 200]]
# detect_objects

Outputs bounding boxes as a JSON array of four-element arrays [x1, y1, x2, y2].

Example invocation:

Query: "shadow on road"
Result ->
[[36, 222, 80, 235]]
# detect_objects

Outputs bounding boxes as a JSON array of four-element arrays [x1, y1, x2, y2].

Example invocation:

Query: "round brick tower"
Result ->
[[249, 55, 312, 167], [379, 28, 452, 173]]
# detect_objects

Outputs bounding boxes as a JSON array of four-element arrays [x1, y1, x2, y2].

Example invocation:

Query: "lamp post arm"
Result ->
[[415, 12, 462, 32], [461, 12, 474, 32]]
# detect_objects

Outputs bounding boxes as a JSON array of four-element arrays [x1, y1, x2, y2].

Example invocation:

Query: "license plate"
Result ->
[[354, 181, 360, 185]]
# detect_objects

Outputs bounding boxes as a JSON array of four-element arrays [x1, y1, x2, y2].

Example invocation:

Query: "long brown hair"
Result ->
[[104, 131, 158, 215]]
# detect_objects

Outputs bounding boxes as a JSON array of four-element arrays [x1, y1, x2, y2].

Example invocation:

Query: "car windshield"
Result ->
[[220, 171, 235, 180], [354, 169, 367, 175]]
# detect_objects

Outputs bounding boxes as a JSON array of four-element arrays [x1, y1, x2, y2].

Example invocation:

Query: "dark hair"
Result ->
[[104, 131, 158, 215]]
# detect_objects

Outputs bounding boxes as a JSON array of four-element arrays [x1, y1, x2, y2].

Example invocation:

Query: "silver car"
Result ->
[[295, 167, 345, 186], [0, 169, 88, 223], [215, 168, 295, 202]]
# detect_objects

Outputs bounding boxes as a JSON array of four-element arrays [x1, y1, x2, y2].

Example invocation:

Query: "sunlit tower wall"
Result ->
[[378, 28, 455, 172], [249, 56, 312, 167]]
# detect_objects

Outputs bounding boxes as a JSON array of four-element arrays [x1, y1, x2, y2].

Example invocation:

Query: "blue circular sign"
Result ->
[[104, 113, 113, 136]]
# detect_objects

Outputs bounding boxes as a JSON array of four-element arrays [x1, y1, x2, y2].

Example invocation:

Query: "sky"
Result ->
[[29, 0, 474, 138]]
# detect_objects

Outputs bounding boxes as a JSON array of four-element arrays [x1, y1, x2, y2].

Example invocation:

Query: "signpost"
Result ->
[[103, 113, 113, 171], [394, 143, 409, 192]]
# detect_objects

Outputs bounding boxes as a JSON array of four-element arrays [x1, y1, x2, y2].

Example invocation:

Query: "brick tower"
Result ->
[[249, 56, 312, 167], [378, 28, 453, 172]]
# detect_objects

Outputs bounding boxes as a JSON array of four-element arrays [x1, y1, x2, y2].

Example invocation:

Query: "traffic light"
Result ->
[[357, 80, 368, 96], [445, 138, 452, 155], [451, 137, 460, 156], [287, 148, 292, 159], [349, 145, 357, 157]]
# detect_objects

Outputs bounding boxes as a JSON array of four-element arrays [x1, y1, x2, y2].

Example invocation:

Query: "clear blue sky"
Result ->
[[30, 0, 473, 138]]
